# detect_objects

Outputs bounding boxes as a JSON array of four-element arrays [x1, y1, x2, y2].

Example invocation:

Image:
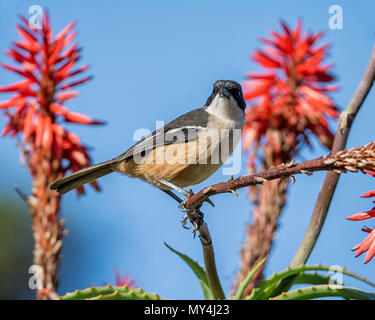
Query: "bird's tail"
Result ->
[[49, 159, 116, 194]]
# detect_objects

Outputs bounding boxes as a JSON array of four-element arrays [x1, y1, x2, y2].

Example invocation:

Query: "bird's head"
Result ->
[[205, 80, 246, 112]]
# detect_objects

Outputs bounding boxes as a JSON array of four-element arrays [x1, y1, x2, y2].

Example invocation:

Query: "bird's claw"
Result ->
[[191, 210, 204, 236], [180, 209, 204, 236], [181, 214, 191, 229], [178, 197, 189, 212]]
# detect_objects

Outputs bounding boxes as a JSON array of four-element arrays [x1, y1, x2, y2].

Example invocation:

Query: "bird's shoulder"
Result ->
[[163, 107, 208, 129]]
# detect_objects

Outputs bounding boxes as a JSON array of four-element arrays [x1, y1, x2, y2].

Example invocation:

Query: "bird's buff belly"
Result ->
[[113, 139, 233, 189]]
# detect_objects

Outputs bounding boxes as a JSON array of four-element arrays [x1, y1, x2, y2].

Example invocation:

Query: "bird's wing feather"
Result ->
[[115, 108, 208, 162]]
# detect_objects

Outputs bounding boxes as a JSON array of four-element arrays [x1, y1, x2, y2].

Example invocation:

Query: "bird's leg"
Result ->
[[158, 179, 214, 212], [158, 179, 192, 212], [161, 189, 183, 204], [158, 179, 189, 197], [161, 189, 191, 229]]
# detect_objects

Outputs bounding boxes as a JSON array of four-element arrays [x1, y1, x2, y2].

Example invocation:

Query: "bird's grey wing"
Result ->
[[115, 108, 208, 162]]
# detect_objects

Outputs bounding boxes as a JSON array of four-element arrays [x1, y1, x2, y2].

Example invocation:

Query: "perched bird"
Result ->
[[49, 80, 246, 205]]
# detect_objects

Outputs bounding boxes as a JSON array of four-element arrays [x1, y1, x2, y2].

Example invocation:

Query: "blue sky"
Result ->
[[0, 0, 374, 299]]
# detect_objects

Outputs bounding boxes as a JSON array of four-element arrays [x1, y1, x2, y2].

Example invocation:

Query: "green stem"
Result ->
[[199, 222, 226, 300]]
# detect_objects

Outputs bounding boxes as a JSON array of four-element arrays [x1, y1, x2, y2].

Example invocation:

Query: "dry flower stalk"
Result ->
[[184, 141, 375, 211]]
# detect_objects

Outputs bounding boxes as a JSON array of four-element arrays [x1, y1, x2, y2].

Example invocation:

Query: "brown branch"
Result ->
[[184, 141, 375, 212]]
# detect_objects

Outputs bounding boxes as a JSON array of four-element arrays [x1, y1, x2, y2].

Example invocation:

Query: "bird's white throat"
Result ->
[[205, 95, 245, 129]]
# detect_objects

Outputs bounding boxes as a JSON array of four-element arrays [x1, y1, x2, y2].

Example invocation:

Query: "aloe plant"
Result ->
[[60, 285, 161, 300]]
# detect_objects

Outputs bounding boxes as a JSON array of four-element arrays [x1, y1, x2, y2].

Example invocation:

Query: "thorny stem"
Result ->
[[28, 148, 64, 300], [184, 143, 375, 211], [273, 43, 375, 296]]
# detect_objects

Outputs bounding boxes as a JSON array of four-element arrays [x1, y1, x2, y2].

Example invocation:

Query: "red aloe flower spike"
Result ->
[[233, 20, 338, 296], [242, 20, 338, 169], [0, 12, 103, 187], [0, 12, 104, 299]]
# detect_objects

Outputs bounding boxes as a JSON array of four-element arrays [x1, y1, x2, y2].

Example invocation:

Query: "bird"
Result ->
[[49, 80, 246, 208]]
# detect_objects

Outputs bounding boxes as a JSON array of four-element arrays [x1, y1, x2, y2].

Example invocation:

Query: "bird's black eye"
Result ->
[[229, 87, 240, 97]]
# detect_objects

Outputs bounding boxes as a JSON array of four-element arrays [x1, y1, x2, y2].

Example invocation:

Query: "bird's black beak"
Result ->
[[220, 86, 231, 99]]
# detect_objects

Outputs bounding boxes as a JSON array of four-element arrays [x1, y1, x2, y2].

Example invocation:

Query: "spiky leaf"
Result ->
[[60, 285, 161, 300], [164, 242, 214, 300], [293, 272, 332, 286], [247, 264, 375, 300], [271, 285, 375, 300], [232, 257, 267, 300]]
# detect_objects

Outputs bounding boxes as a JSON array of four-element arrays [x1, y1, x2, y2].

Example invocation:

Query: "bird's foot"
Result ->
[[177, 195, 190, 212], [180, 209, 204, 236], [178, 198, 188, 212], [158, 180, 208, 235], [158, 179, 214, 211], [178, 188, 200, 212]]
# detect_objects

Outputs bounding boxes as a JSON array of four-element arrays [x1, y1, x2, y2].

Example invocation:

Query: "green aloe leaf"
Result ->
[[164, 242, 214, 300], [232, 257, 267, 300], [271, 285, 375, 300], [60, 285, 161, 300], [293, 272, 332, 286], [247, 264, 375, 300]]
